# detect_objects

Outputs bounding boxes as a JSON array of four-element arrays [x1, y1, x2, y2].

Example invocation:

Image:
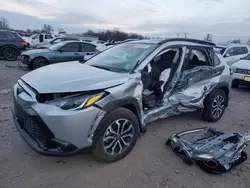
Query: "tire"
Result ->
[[92, 107, 140, 162], [202, 89, 227, 122], [2, 47, 19, 61], [232, 83, 239, 88], [31, 57, 48, 70]]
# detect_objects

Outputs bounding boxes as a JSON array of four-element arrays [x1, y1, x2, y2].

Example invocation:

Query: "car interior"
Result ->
[[141, 48, 182, 111]]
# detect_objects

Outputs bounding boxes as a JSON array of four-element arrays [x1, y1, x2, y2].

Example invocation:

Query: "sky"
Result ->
[[0, 0, 250, 42]]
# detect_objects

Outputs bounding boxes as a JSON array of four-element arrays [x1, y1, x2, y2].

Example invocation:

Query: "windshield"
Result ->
[[85, 43, 156, 73], [245, 53, 250, 60], [217, 47, 227, 55], [49, 41, 68, 51]]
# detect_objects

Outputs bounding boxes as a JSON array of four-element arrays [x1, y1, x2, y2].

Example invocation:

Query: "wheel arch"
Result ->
[[209, 82, 230, 107], [101, 97, 146, 133], [31, 56, 50, 64], [1, 45, 19, 54]]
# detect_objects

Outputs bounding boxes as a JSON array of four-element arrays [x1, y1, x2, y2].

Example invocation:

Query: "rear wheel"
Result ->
[[202, 89, 227, 122], [92, 107, 139, 162], [2, 47, 19, 61], [31, 57, 48, 70]]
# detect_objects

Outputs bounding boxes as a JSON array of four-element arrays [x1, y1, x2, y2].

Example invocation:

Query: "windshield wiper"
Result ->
[[90, 65, 112, 71]]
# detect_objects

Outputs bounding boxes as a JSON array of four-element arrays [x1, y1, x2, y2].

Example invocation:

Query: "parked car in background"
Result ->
[[13, 38, 232, 162], [35, 37, 83, 49], [231, 53, 250, 88], [0, 29, 29, 61], [21, 41, 96, 70], [24, 33, 55, 48], [215, 44, 250, 66]]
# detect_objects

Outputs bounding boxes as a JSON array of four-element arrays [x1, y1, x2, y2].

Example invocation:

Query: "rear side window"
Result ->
[[80, 43, 96, 52], [0, 31, 6, 39], [233, 47, 249, 55], [241, 47, 248, 54], [61, 43, 80, 52], [214, 53, 220, 66], [0, 31, 14, 39]]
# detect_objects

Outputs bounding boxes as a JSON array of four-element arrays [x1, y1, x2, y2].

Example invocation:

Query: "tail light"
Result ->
[[22, 41, 28, 47]]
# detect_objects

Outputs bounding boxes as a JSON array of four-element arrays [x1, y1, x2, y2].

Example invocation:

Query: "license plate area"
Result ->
[[244, 76, 250, 82]]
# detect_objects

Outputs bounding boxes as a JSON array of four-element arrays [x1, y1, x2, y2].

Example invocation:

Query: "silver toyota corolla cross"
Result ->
[[12, 38, 232, 162]]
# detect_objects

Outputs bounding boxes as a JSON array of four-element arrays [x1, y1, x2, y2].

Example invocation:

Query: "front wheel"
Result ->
[[31, 57, 48, 70], [92, 107, 139, 162], [202, 89, 227, 122]]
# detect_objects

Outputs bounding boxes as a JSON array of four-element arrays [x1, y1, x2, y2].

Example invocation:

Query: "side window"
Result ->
[[81, 43, 96, 52], [241, 47, 248, 54], [0, 31, 7, 39], [183, 49, 210, 70], [45, 35, 53, 39], [52, 38, 62, 44], [225, 47, 235, 57], [214, 53, 220, 66], [61, 43, 80, 52]]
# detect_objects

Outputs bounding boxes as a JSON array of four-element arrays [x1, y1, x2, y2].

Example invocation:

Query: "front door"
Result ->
[[56, 42, 81, 63]]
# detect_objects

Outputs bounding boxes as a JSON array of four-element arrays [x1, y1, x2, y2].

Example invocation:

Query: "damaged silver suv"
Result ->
[[12, 38, 232, 162]]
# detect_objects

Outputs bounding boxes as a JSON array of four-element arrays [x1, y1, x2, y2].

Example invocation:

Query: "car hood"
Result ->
[[22, 48, 51, 55], [232, 60, 250, 69], [36, 44, 51, 49], [21, 61, 129, 93]]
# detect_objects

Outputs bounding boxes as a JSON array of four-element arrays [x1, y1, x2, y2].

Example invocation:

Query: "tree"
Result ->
[[42, 24, 53, 34], [57, 28, 66, 35], [0, 17, 10, 29], [230, 39, 241, 44]]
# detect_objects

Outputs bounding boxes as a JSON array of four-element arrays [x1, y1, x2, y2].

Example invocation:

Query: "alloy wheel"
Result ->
[[103, 119, 134, 156], [212, 94, 225, 118], [4, 49, 16, 60]]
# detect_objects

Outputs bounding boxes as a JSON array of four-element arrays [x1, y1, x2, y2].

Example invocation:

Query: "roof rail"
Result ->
[[158, 38, 216, 46]]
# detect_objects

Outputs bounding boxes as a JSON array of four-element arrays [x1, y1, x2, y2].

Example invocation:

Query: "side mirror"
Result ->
[[58, 49, 64, 53], [224, 53, 230, 57], [79, 55, 90, 63]]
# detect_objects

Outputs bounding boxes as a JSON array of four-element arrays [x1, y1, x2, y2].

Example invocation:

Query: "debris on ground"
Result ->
[[166, 127, 250, 174], [0, 89, 11, 94]]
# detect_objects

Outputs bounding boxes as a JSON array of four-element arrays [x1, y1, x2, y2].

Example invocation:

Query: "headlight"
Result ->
[[49, 92, 105, 110], [231, 66, 237, 73]]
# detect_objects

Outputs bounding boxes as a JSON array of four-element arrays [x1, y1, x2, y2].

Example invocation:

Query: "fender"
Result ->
[[99, 97, 146, 133]]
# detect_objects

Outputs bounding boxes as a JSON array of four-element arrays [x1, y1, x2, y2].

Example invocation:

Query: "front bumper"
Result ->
[[12, 81, 105, 156], [232, 73, 250, 86], [20, 55, 31, 65]]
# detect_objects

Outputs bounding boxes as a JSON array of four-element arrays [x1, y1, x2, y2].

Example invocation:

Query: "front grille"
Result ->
[[236, 68, 250, 75], [14, 100, 54, 146]]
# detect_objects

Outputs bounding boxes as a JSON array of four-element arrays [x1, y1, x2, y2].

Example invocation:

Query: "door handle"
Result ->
[[86, 52, 93, 55], [74, 53, 79, 55]]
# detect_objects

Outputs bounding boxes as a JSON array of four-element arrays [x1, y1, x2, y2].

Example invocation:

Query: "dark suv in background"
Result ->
[[0, 29, 28, 61]]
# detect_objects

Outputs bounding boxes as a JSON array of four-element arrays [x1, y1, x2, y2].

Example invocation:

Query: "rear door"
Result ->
[[79, 43, 96, 59], [169, 46, 218, 108], [56, 42, 81, 62]]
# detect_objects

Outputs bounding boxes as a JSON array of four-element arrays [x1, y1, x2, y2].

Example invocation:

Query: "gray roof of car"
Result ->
[[127, 38, 216, 47]]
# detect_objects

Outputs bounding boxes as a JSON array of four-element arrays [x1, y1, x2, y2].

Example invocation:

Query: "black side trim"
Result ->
[[100, 97, 146, 133], [210, 82, 230, 106]]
